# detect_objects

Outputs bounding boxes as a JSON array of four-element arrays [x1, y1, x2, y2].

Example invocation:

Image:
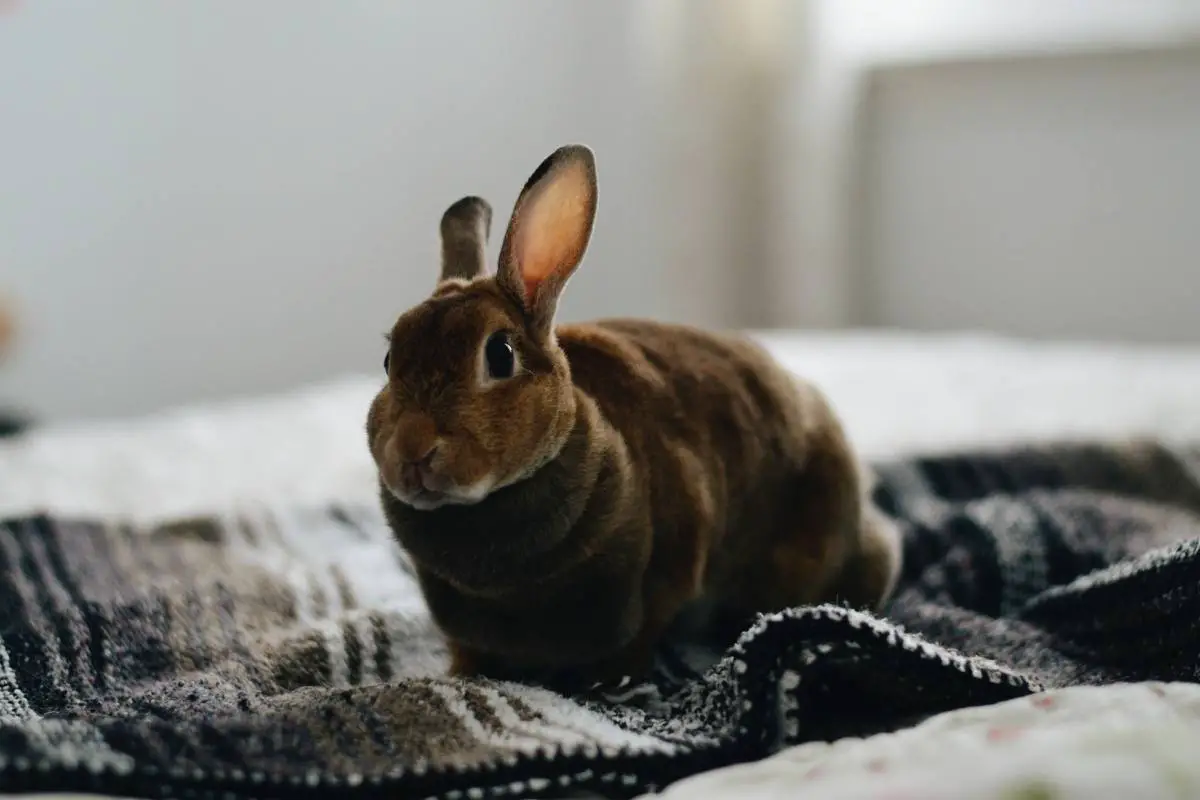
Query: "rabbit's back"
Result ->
[[557, 319, 853, 597]]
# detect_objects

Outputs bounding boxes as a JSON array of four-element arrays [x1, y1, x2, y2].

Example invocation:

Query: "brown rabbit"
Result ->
[[367, 145, 900, 687]]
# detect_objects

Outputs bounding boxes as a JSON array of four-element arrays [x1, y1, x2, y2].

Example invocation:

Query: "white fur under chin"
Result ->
[[386, 475, 495, 511]]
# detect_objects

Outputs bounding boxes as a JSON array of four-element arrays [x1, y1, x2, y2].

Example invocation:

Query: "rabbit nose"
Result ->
[[394, 412, 438, 463], [404, 444, 438, 469], [400, 445, 439, 489]]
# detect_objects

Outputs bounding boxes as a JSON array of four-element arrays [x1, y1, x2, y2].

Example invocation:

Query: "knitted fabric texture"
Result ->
[[2, 440, 1200, 798]]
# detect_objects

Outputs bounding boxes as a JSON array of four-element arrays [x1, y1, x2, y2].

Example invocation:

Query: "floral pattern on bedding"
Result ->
[[649, 682, 1200, 799]]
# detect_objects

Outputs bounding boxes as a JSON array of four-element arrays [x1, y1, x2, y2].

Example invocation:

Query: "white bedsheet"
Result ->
[[650, 682, 1200, 800], [4, 329, 1200, 799], [6, 330, 1200, 521]]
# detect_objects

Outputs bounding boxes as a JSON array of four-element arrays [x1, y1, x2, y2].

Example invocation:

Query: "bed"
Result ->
[[5, 330, 1200, 799]]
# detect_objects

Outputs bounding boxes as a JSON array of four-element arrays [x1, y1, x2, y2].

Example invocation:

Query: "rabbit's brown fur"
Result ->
[[367, 145, 900, 686]]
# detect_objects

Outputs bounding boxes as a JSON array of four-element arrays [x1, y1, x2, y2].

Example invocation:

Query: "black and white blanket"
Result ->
[[3, 439, 1200, 799]]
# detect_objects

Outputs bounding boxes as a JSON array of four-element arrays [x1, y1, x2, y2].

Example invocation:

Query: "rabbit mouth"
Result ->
[[389, 484, 451, 511], [385, 473, 494, 511]]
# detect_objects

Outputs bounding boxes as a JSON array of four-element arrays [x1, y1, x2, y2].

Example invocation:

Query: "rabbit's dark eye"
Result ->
[[484, 331, 515, 380], [383, 351, 391, 374]]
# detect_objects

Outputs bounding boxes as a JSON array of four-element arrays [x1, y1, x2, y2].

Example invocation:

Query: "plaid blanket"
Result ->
[[3, 440, 1200, 799]]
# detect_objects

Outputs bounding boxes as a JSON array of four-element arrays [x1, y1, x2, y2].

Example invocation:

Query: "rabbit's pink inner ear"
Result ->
[[510, 161, 595, 306]]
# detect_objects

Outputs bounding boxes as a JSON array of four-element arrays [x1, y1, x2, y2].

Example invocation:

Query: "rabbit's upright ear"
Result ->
[[497, 145, 597, 331], [439, 196, 493, 283]]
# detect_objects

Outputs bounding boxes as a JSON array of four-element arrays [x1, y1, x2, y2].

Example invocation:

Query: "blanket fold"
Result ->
[[2, 439, 1200, 798]]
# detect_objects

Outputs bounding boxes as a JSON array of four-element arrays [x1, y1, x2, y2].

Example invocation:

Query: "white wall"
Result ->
[[7, 0, 1200, 420], [0, 1, 663, 421], [858, 45, 1200, 343], [767, 0, 1200, 330]]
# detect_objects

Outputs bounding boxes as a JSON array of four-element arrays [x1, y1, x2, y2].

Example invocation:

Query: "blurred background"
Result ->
[[2, 0, 1200, 421]]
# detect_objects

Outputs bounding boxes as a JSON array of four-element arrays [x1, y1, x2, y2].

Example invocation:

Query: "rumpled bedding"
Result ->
[[4, 332, 1200, 799]]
